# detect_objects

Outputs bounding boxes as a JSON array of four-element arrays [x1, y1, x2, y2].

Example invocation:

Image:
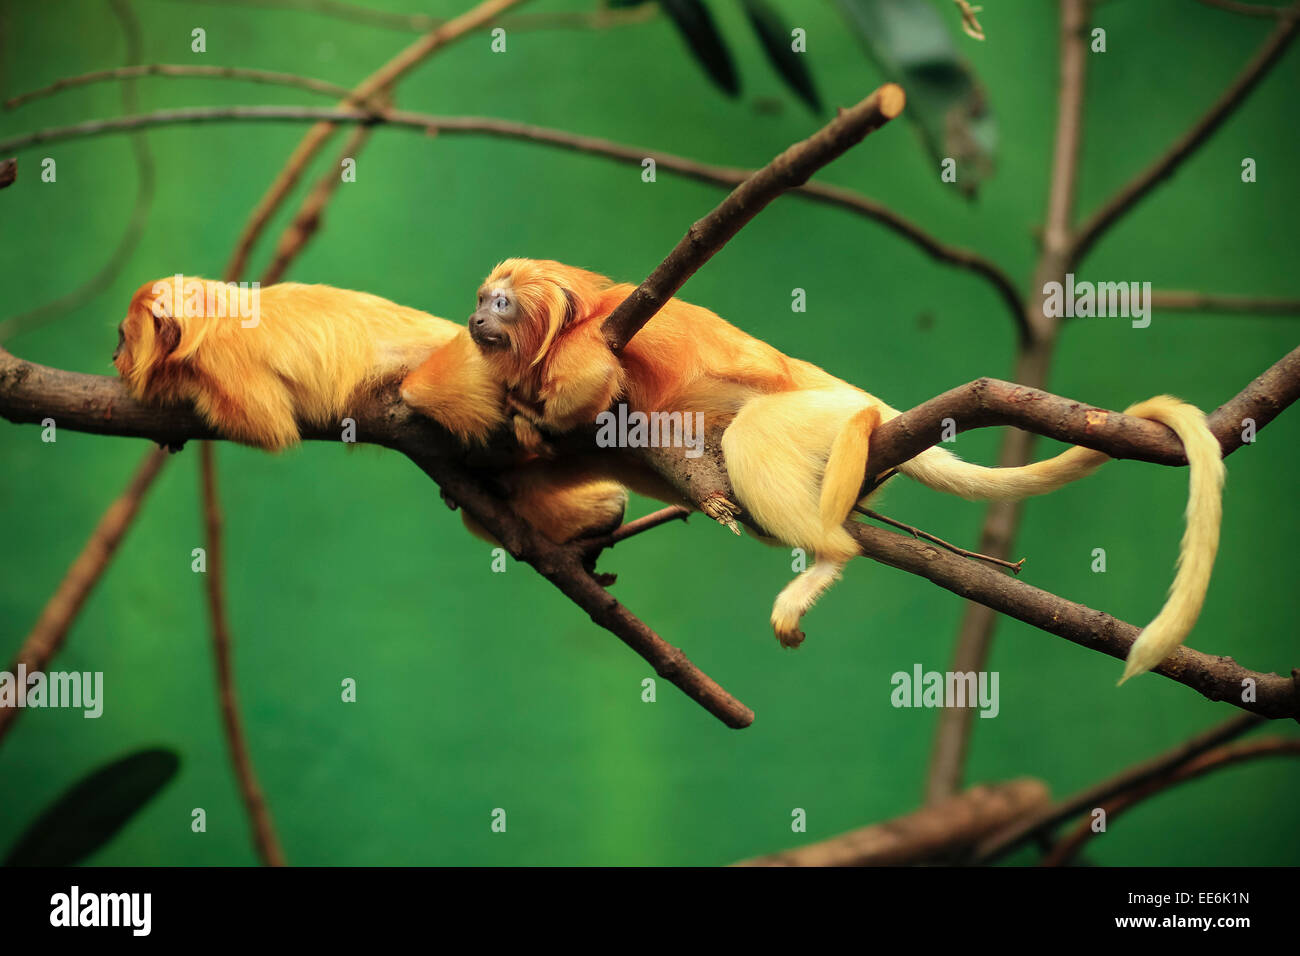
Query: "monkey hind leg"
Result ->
[[723, 389, 876, 551], [771, 557, 847, 648], [462, 458, 628, 546]]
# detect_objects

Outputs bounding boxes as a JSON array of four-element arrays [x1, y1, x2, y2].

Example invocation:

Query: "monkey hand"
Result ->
[[700, 491, 743, 536]]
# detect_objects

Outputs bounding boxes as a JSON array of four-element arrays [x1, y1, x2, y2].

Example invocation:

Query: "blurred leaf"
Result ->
[[4, 748, 180, 867], [833, 0, 996, 197], [658, 0, 740, 96], [740, 0, 823, 113]]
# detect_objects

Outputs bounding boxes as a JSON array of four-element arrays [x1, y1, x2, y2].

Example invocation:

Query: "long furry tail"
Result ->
[[1117, 397, 1224, 683], [896, 443, 1108, 501], [893, 394, 1224, 683]]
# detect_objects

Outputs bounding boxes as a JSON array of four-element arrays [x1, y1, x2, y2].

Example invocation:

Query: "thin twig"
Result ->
[[1071, 2, 1300, 265], [854, 507, 1025, 573], [974, 712, 1265, 863], [177, 0, 657, 33], [1151, 290, 1300, 315], [0, 103, 1024, 329], [1041, 736, 1300, 866], [260, 121, 377, 285], [1195, 0, 1292, 17], [582, 505, 691, 554], [3, 64, 353, 110], [952, 0, 986, 40], [198, 443, 287, 866], [0, 0, 156, 345], [0, 448, 168, 747]]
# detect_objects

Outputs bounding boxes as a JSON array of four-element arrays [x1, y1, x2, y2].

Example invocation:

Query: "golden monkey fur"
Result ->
[[444, 258, 1225, 682], [113, 276, 626, 545]]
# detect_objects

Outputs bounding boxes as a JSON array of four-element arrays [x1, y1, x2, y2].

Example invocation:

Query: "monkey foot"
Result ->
[[700, 493, 742, 535], [775, 626, 806, 649]]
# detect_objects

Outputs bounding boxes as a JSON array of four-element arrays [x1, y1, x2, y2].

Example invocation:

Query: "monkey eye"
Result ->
[[492, 295, 510, 313]]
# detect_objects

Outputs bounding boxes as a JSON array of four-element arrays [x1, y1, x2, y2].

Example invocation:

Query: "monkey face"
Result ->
[[469, 281, 518, 351]]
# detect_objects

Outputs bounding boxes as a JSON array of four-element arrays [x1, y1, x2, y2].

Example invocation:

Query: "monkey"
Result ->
[[437, 258, 1224, 683], [113, 275, 627, 545]]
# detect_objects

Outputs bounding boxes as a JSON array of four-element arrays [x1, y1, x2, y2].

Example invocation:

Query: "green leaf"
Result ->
[[4, 748, 180, 867], [833, 0, 996, 197], [659, 0, 740, 96], [740, 0, 823, 113]]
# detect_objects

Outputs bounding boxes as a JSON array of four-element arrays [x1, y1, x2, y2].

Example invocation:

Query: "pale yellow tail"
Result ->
[[893, 395, 1224, 682], [1115, 398, 1224, 683]]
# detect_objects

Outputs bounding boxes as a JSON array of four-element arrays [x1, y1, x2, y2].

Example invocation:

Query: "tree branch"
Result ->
[[0, 345, 753, 728], [3, 64, 353, 110], [862, 344, 1300, 481], [0, 447, 168, 748], [7, 343, 1297, 723], [1151, 289, 1300, 315], [973, 712, 1265, 863], [199, 443, 287, 865], [0, 105, 1023, 330], [1041, 736, 1300, 865], [599, 84, 907, 352], [1071, 2, 1300, 266], [224, 0, 530, 280], [1195, 0, 1293, 18], [927, 0, 1092, 806], [733, 779, 1050, 866]]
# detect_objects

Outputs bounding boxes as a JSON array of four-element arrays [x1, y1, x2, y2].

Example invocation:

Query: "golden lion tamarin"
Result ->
[[438, 258, 1224, 682], [114, 275, 626, 544]]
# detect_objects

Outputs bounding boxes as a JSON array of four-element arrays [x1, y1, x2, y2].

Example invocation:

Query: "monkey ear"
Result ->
[[561, 287, 578, 327], [153, 310, 182, 358]]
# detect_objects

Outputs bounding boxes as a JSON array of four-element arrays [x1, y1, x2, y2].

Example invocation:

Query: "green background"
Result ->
[[1, 0, 1297, 866]]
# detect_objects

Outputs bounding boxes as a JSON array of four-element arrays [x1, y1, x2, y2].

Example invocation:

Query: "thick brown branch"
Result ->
[[0, 347, 752, 728], [863, 344, 1300, 482], [5, 343, 1298, 722], [847, 521, 1300, 720], [599, 83, 907, 352], [0, 157, 15, 189], [1071, 2, 1300, 266], [733, 779, 1050, 866]]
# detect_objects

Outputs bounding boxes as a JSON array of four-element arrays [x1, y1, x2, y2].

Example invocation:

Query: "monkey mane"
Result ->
[[487, 259, 610, 368]]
